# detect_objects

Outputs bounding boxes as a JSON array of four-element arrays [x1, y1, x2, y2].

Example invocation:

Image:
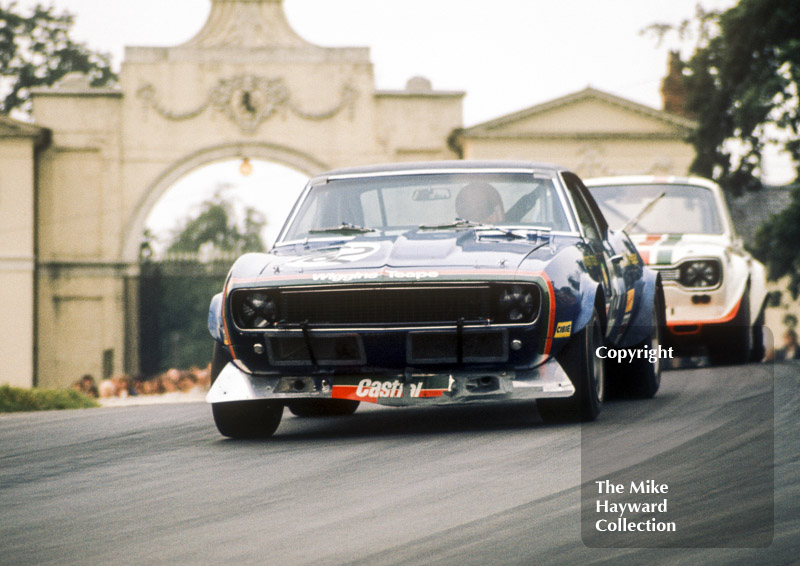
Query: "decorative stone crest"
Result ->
[[213, 76, 289, 132], [137, 75, 358, 133]]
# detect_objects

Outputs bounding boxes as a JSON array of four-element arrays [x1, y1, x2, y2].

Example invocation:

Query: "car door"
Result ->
[[562, 173, 627, 334]]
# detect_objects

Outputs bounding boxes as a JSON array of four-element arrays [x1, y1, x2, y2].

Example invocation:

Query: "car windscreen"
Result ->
[[587, 183, 724, 235], [281, 172, 572, 241]]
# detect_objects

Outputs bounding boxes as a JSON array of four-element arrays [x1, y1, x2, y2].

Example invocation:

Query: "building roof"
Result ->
[[0, 114, 50, 146], [462, 86, 696, 138]]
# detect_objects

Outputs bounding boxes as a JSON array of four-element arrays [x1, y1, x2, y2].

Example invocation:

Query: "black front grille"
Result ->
[[279, 286, 493, 326]]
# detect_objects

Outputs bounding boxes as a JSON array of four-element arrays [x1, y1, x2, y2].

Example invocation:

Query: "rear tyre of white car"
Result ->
[[537, 309, 604, 423], [707, 291, 752, 366], [212, 401, 283, 439]]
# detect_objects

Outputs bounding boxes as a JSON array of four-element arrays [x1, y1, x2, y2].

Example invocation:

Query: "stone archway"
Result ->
[[25, 0, 463, 387], [121, 141, 329, 264]]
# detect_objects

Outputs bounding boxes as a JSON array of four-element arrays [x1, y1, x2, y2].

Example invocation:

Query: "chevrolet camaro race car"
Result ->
[[206, 161, 666, 438], [586, 176, 767, 365]]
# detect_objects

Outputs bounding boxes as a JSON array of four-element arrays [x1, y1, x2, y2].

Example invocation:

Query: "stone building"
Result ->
[[1, 0, 704, 388], [455, 86, 697, 178]]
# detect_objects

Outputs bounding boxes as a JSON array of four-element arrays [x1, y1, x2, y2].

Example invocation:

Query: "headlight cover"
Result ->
[[231, 290, 279, 329], [495, 284, 541, 324], [678, 259, 722, 288]]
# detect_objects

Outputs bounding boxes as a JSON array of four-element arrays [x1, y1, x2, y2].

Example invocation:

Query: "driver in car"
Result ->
[[455, 182, 506, 223]]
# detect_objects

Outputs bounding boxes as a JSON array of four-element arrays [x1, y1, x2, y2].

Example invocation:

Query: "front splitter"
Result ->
[[206, 358, 574, 405]]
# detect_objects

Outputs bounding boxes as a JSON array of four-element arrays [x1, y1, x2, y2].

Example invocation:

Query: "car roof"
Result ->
[[311, 160, 567, 183], [583, 175, 722, 193], [584, 174, 734, 236]]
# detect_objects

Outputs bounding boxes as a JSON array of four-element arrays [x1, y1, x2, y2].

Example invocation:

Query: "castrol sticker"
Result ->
[[331, 376, 451, 403]]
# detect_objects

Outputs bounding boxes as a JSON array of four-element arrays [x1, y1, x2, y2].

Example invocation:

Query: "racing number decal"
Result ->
[[287, 242, 382, 267]]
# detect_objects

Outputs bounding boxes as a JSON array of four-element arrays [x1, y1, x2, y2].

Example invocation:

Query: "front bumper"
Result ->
[[206, 356, 574, 406]]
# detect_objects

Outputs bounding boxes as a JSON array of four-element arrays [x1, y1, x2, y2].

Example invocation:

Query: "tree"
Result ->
[[647, 0, 799, 194], [752, 182, 800, 298], [648, 0, 800, 299], [166, 195, 266, 256], [0, 2, 117, 115]]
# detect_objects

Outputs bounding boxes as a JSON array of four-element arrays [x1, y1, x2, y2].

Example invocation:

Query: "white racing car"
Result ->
[[586, 176, 767, 365]]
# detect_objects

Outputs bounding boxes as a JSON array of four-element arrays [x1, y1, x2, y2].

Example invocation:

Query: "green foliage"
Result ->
[[650, 0, 800, 291], [0, 2, 117, 115], [753, 183, 800, 297], [0, 384, 98, 412], [167, 193, 266, 255], [647, 0, 799, 194]]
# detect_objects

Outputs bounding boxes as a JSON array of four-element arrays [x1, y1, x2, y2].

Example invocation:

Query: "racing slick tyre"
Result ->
[[287, 399, 360, 417], [615, 287, 664, 399], [210, 341, 230, 385], [537, 308, 605, 423], [707, 291, 751, 366], [212, 400, 283, 439]]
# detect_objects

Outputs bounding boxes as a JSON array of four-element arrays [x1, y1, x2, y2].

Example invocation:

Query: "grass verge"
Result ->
[[0, 385, 99, 413]]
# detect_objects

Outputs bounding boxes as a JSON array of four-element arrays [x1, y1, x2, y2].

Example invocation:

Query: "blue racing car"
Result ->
[[206, 161, 665, 438]]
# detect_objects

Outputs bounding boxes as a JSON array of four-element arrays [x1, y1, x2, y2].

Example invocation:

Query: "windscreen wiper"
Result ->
[[308, 222, 377, 235], [620, 192, 665, 233], [418, 218, 482, 230], [420, 218, 549, 241]]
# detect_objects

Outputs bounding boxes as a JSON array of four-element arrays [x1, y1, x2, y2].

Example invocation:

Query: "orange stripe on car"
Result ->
[[667, 297, 742, 330], [220, 280, 238, 362]]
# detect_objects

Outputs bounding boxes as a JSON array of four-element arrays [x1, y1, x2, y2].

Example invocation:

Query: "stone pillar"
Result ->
[[0, 117, 50, 387]]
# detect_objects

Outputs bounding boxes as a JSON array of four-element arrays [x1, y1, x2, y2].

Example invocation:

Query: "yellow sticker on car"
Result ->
[[625, 289, 635, 313], [554, 321, 572, 338]]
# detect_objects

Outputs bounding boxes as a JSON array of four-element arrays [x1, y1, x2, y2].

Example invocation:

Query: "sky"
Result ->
[[17, 0, 741, 124], [13, 0, 794, 247]]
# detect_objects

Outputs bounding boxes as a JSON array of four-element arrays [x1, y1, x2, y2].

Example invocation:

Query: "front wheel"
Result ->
[[750, 307, 766, 362], [537, 308, 604, 423], [210, 341, 230, 385], [615, 287, 664, 399], [212, 401, 283, 439]]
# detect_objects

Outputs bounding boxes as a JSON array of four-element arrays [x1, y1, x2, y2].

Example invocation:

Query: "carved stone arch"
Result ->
[[120, 142, 329, 263]]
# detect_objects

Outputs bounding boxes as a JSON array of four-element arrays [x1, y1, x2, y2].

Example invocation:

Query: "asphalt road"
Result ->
[[1, 362, 797, 566]]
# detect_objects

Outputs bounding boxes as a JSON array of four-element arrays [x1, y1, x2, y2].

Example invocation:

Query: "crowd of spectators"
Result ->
[[72, 366, 211, 400]]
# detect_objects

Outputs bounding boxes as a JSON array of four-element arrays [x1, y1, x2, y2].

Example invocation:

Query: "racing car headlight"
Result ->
[[679, 260, 721, 288], [232, 290, 279, 329], [496, 284, 540, 323]]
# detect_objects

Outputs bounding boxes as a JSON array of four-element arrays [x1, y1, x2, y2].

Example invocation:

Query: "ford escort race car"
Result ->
[[206, 161, 665, 438], [586, 176, 767, 365]]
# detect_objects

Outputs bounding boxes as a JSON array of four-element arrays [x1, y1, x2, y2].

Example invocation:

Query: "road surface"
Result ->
[[1, 362, 797, 565]]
